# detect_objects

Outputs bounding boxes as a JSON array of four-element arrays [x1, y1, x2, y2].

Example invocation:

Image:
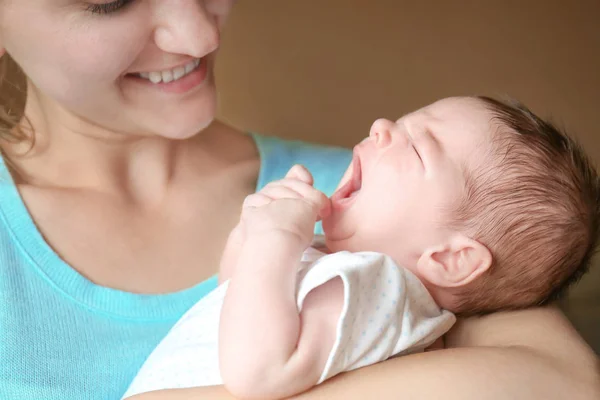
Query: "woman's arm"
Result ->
[[129, 306, 599, 400]]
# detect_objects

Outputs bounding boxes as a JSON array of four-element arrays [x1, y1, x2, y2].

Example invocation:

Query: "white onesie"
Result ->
[[122, 248, 456, 398]]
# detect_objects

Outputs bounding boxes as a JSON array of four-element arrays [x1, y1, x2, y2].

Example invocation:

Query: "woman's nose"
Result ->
[[369, 119, 394, 148], [153, 1, 220, 58]]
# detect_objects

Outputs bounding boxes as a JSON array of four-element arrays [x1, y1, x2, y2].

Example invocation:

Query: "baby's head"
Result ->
[[323, 96, 599, 315]]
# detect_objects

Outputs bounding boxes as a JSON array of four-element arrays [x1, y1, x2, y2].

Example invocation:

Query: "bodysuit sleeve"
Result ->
[[295, 251, 456, 383]]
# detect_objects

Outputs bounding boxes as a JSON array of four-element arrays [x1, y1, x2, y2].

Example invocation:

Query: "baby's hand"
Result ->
[[240, 165, 331, 247]]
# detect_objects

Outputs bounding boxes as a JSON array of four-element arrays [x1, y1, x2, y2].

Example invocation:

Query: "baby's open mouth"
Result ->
[[332, 154, 362, 202]]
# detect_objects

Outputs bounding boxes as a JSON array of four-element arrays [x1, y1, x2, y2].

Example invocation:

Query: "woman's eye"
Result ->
[[87, 0, 133, 15]]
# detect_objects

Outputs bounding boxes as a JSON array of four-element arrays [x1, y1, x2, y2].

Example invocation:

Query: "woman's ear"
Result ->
[[416, 234, 492, 288]]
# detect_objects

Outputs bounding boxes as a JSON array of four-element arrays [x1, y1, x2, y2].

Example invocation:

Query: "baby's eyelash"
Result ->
[[87, 0, 133, 15], [413, 145, 422, 160]]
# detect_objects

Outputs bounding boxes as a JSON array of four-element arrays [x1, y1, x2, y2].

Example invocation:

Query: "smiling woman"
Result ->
[[1, 0, 226, 141], [0, 1, 598, 400]]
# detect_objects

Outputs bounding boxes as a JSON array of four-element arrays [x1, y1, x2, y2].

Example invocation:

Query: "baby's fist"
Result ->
[[241, 165, 331, 245]]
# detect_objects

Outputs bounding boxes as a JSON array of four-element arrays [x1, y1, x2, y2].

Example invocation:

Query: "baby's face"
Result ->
[[323, 97, 493, 270]]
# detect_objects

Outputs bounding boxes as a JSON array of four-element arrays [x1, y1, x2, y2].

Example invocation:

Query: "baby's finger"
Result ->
[[287, 183, 330, 220], [242, 193, 272, 209], [285, 165, 314, 185], [260, 183, 305, 201], [317, 197, 332, 220], [273, 178, 328, 210], [260, 177, 329, 218]]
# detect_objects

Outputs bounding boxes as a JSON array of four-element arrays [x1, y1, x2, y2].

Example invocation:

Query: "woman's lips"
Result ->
[[124, 57, 209, 94]]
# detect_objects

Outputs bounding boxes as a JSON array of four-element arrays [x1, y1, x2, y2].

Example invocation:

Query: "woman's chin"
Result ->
[[142, 110, 216, 140], [136, 84, 218, 139], [164, 119, 214, 140]]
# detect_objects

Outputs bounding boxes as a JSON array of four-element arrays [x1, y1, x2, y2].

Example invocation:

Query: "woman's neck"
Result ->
[[4, 85, 190, 206]]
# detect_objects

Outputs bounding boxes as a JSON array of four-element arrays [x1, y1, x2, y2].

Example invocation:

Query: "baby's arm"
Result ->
[[219, 166, 342, 400], [218, 225, 244, 284], [220, 234, 343, 399]]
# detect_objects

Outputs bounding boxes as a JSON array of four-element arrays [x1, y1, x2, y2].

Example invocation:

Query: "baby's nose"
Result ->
[[369, 123, 393, 148], [369, 118, 405, 148]]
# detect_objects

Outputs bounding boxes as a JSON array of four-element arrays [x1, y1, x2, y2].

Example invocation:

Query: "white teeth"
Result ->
[[137, 58, 201, 84], [173, 66, 186, 81], [161, 70, 174, 83], [149, 71, 162, 84]]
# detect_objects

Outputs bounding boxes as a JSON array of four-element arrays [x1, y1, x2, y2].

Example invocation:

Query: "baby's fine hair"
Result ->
[[450, 96, 600, 315]]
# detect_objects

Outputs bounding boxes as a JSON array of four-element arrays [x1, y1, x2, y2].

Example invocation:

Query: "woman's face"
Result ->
[[0, 0, 236, 140]]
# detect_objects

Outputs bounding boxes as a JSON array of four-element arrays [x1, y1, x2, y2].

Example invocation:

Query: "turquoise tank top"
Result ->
[[0, 133, 351, 399]]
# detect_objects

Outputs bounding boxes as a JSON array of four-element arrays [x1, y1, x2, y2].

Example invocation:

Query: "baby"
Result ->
[[123, 96, 599, 399]]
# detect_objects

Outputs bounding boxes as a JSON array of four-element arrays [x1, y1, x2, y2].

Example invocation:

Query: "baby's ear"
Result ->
[[416, 235, 492, 288]]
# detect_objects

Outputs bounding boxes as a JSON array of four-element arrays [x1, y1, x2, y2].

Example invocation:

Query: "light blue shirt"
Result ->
[[0, 133, 351, 399]]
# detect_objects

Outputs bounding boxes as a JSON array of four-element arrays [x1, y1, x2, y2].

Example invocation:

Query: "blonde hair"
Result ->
[[0, 54, 33, 172]]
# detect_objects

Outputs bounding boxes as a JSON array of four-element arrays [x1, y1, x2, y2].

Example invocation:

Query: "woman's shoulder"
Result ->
[[200, 121, 352, 195], [194, 121, 259, 167], [251, 132, 352, 196]]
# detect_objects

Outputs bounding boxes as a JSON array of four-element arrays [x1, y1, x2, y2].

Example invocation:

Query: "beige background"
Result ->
[[216, 0, 600, 351]]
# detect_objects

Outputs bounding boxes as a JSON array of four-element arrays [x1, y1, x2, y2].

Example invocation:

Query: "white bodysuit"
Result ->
[[123, 248, 456, 398]]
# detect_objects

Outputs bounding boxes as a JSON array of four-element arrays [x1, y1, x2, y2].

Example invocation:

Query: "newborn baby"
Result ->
[[123, 96, 599, 400]]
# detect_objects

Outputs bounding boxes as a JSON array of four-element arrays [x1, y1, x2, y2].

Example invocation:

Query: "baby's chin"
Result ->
[[321, 213, 361, 250], [320, 215, 340, 242], [321, 229, 359, 254]]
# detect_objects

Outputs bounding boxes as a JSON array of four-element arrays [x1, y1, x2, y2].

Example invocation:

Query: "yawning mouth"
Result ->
[[332, 153, 362, 204]]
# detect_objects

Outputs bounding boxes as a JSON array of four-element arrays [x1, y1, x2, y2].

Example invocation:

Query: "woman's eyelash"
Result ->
[[87, 0, 133, 15]]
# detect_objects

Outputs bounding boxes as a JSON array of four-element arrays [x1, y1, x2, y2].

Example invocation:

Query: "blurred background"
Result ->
[[216, 0, 599, 352]]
